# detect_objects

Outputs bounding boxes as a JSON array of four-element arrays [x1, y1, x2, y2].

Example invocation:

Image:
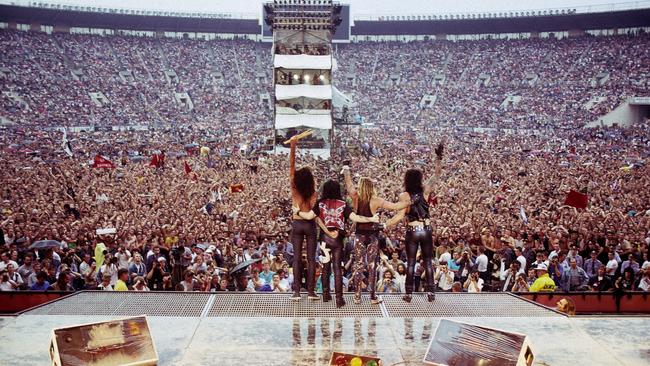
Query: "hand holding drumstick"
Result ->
[[284, 129, 313, 145]]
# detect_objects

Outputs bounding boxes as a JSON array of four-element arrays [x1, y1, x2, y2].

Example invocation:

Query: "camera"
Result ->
[[170, 245, 185, 262]]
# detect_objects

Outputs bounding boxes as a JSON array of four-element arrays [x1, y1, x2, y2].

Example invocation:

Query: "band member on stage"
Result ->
[[343, 167, 410, 305], [385, 143, 444, 303], [288, 132, 319, 301], [296, 180, 379, 308]]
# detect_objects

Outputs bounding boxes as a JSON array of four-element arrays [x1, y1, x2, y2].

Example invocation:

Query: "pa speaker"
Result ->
[[424, 319, 534, 366], [49, 315, 158, 366]]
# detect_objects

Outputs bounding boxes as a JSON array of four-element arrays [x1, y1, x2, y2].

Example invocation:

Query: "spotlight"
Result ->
[[319, 75, 325, 81], [293, 74, 300, 80]]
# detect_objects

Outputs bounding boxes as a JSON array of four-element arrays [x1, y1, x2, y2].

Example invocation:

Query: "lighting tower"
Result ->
[[265, 0, 343, 157]]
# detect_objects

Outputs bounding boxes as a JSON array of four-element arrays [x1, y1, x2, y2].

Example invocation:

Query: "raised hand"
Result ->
[[435, 142, 444, 160]]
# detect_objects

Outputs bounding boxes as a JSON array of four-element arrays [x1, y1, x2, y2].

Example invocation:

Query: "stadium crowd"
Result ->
[[0, 28, 649, 295]]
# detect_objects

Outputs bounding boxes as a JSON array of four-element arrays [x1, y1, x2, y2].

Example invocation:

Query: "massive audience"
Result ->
[[0, 28, 649, 296]]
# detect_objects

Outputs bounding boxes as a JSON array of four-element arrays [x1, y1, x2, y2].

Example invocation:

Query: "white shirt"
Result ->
[[0, 260, 18, 272], [439, 252, 452, 264], [476, 254, 488, 272], [97, 283, 113, 291], [394, 273, 406, 293], [116, 250, 131, 270], [435, 269, 455, 291], [517, 255, 527, 270], [606, 259, 618, 275], [279, 278, 291, 290], [638, 277, 650, 292], [101, 264, 118, 285], [0, 281, 16, 291], [642, 261, 650, 271], [467, 278, 484, 293]]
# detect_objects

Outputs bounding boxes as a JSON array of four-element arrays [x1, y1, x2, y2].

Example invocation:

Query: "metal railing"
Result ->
[[354, 1, 650, 21]]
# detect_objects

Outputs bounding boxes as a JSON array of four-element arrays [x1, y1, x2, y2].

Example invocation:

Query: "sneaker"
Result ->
[[291, 292, 301, 301], [402, 294, 412, 303], [370, 295, 383, 305], [353, 294, 361, 305], [307, 292, 320, 301], [336, 297, 346, 308]]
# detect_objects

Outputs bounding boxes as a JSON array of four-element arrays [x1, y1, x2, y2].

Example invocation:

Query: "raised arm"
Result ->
[[342, 167, 356, 198], [289, 139, 297, 188], [424, 142, 444, 195]]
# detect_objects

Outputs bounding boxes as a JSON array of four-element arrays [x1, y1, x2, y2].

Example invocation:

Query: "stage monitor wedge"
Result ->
[[424, 319, 534, 366], [49, 315, 158, 366]]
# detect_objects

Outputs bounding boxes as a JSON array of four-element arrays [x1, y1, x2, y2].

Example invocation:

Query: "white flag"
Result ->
[[61, 129, 73, 157], [519, 206, 528, 225]]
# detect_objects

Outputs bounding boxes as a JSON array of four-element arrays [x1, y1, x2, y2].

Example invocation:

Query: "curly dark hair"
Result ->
[[404, 168, 424, 195], [294, 167, 315, 204], [321, 179, 342, 200]]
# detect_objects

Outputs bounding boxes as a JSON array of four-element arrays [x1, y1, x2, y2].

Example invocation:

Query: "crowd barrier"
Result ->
[[516, 291, 650, 314], [1, 291, 647, 315]]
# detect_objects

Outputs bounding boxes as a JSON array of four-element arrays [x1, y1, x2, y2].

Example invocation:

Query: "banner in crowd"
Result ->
[[92, 155, 115, 169], [150, 153, 165, 168], [564, 190, 588, 209], [229, 183, 244, 193]]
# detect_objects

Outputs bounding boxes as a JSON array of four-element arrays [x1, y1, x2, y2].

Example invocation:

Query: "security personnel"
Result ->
[[530, 263, 556, 292]]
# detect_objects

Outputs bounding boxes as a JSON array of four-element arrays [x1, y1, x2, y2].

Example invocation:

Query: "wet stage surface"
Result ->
[[0, 292, 648, 365]]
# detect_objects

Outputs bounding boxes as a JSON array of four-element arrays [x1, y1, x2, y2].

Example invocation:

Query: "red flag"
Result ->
[[229, 183, 244, 193], [427, 193, 438, 206], [92, 155, 115, 169], [184, 161, 192, 175], [564, 190, 588, 209], [149, 154, 159, 168]]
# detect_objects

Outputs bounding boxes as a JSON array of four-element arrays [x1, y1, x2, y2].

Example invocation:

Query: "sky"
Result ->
[[2, 0, 646, 17]]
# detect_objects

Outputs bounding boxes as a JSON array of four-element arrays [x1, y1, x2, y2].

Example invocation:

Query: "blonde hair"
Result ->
[[357, 177, 375, 207]]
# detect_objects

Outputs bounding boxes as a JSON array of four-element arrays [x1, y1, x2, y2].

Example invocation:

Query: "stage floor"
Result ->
[[0, 292, 648, 365]]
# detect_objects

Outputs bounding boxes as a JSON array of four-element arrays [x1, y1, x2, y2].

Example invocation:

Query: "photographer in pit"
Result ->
[[169, 245, 189, 284], [463, 270, 484, 293], [0, 268, 20, 291], [434, 262, 455, 292], [376, 269, 400, 293], [456, 249, 474, 285], [146, 257, 165, 290], [511, 273, 530, 292]]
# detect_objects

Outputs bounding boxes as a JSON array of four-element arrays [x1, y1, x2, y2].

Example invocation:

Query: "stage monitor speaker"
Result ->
[[424, 319, 534, 366], [49, 315, 158, 366], [329, 351, 382, 366]]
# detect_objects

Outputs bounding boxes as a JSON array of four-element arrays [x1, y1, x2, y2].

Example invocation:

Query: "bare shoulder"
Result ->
[[398, 192, 411, 201]]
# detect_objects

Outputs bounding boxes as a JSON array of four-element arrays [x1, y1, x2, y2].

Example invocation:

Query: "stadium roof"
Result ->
[[1, 2, 649, 35], [3, 0, 649, 17]]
